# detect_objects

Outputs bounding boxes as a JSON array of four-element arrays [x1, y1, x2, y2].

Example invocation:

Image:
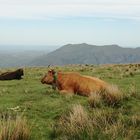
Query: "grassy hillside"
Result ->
[[0, 64, 140, 140]]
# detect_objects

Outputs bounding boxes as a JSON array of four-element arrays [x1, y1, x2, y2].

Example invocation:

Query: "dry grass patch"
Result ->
[[102, 84, 123, 106], [52, 105, 137, 140], [91, 109, 117, 129], [91, 109, 137, 140], [87, 85, 124, 107], [88, 93, 102, 108], [52, 104, 93, 140], [88, 85, 124, 107], [104, 120, 134, 140], [129, 82, 138, 98], [131, 114, 140, 127], [0, 113, 31, 140]]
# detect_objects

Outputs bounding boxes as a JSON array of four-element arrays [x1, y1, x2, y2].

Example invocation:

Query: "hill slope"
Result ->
[[31, 43, 140, 66], [0, 50, 48, 67]]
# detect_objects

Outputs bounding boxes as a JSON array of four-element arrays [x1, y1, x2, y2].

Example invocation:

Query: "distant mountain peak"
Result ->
[[79, 43, 89, 45], [63, 43, 121, 48], [64, 43, 90, 47]]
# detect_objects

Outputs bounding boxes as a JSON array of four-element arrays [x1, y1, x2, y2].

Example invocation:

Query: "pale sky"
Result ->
[[0, 0, 140, 49]]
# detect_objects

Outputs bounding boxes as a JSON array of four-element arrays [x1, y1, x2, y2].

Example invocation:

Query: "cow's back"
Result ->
[[0, 71, 20, 80], [73, 75, 107, 96]]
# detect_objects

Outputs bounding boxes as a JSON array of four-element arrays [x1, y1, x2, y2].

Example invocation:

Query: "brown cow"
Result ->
[[0, 69, 24, 80], [41, 69, 108, 96]]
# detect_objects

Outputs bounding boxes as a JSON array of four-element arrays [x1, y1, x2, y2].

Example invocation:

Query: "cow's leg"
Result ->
[[60, 89, 74, 95]]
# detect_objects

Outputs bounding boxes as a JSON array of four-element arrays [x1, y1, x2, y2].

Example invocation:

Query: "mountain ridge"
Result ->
[[30, 43, 140, 66]]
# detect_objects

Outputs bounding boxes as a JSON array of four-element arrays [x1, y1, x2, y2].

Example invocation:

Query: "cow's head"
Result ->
[[16, 68, 24, 79], [41, 69, 56, 85], [17, 68, 24, 76]]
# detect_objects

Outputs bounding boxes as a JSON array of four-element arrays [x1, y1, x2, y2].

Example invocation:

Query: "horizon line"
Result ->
[[0, 43, 140, 49]]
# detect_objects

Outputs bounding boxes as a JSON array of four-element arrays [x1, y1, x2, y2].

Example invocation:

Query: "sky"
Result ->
[[0, 0, 140, 50]]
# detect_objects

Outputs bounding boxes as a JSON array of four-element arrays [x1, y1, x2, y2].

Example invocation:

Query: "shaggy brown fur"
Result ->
[[41, 70, 108, 96], [0, 69, 24, 80]]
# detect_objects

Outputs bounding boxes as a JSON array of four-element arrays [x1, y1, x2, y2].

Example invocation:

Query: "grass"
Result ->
[[0, 112, 31, 140], [52, 105, 139, 140], [103, 84, 123, 106], [52, 104, 93, 140], [88, 84, 123, 107], [0, 64, 140, 140], [88, 92, 102, 108]]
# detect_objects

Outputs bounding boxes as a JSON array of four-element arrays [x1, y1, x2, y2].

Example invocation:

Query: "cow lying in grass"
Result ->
[[41, 69, 108, 96], [0, 69, 24, 80]]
